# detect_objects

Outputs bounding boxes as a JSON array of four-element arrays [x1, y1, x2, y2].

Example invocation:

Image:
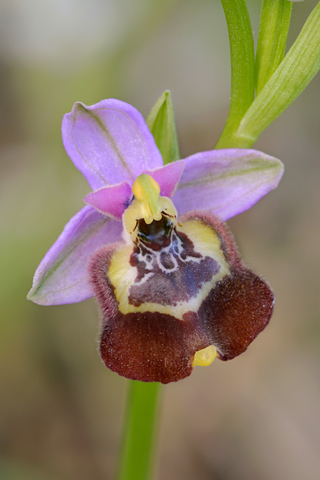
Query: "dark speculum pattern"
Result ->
[[129, 216, 220, 307]]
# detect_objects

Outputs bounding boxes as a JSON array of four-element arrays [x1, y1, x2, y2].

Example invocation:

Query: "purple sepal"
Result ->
[[27, 206, 122, 305], [173, 149, 284, 220], [62, 99, 163, 190]]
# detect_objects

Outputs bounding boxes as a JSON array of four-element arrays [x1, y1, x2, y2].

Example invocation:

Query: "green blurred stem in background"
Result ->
[[117, 382, 161, 480]]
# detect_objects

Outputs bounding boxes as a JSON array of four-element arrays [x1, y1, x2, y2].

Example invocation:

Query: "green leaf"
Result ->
[[236, 1, 320, 147], [147, 90, 180, 165], [256, 0, 292, 95], [215, 0, 255, 148]]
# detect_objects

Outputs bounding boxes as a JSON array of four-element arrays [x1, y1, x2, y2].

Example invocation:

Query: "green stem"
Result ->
[[216, 0, 255, 148], [117, 381, 161, 480], [256, 0, 292, 95]]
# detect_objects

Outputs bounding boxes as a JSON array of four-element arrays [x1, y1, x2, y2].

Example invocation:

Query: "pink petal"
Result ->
[[27, 206, 123, 305], [145, 160, 185, 198], [173, 149, 284, 220], [62, 99, 163, 190], [84, 182, 132, 219]]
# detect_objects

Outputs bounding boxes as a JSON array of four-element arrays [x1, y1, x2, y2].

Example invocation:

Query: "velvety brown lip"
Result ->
[[89, 211, 274, 383]]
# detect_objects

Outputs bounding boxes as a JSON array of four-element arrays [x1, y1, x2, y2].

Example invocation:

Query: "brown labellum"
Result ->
[[89, 212, 274, 383]]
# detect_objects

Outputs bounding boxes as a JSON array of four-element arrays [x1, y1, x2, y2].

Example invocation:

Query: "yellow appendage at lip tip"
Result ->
[[132, 174, 161, 224], [192, 345, 217, 367]]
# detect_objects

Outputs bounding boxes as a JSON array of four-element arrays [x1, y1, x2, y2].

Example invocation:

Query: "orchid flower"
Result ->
[[28, 99, 283, 384]]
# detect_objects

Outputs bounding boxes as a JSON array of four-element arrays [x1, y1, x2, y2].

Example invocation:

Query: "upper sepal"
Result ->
[[62, 99, 163, 190]]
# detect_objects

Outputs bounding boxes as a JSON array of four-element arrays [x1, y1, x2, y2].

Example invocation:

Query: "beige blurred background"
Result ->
[[1, 0, 320, 479]]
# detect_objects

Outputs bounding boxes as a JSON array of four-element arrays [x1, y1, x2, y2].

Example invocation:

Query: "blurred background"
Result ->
[[1, 0, 320, 479]]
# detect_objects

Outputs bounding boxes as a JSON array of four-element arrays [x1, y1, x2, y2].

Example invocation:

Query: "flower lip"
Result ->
[[90, 210, 274, 383]]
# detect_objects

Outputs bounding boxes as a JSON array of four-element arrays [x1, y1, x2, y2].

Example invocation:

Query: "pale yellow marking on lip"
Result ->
[[108, 217, 230, 320]]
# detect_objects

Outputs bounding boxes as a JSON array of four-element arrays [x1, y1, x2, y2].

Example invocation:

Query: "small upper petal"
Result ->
[[173, 149, 284, 220], [84, 181, 132, 219], [62, 99, 163, 190], [28, 206, 123, 305], [145, 160, 184, 198]]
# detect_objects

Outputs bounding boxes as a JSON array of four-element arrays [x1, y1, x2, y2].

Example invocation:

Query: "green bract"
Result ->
[[146, 90, 179, 165]]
